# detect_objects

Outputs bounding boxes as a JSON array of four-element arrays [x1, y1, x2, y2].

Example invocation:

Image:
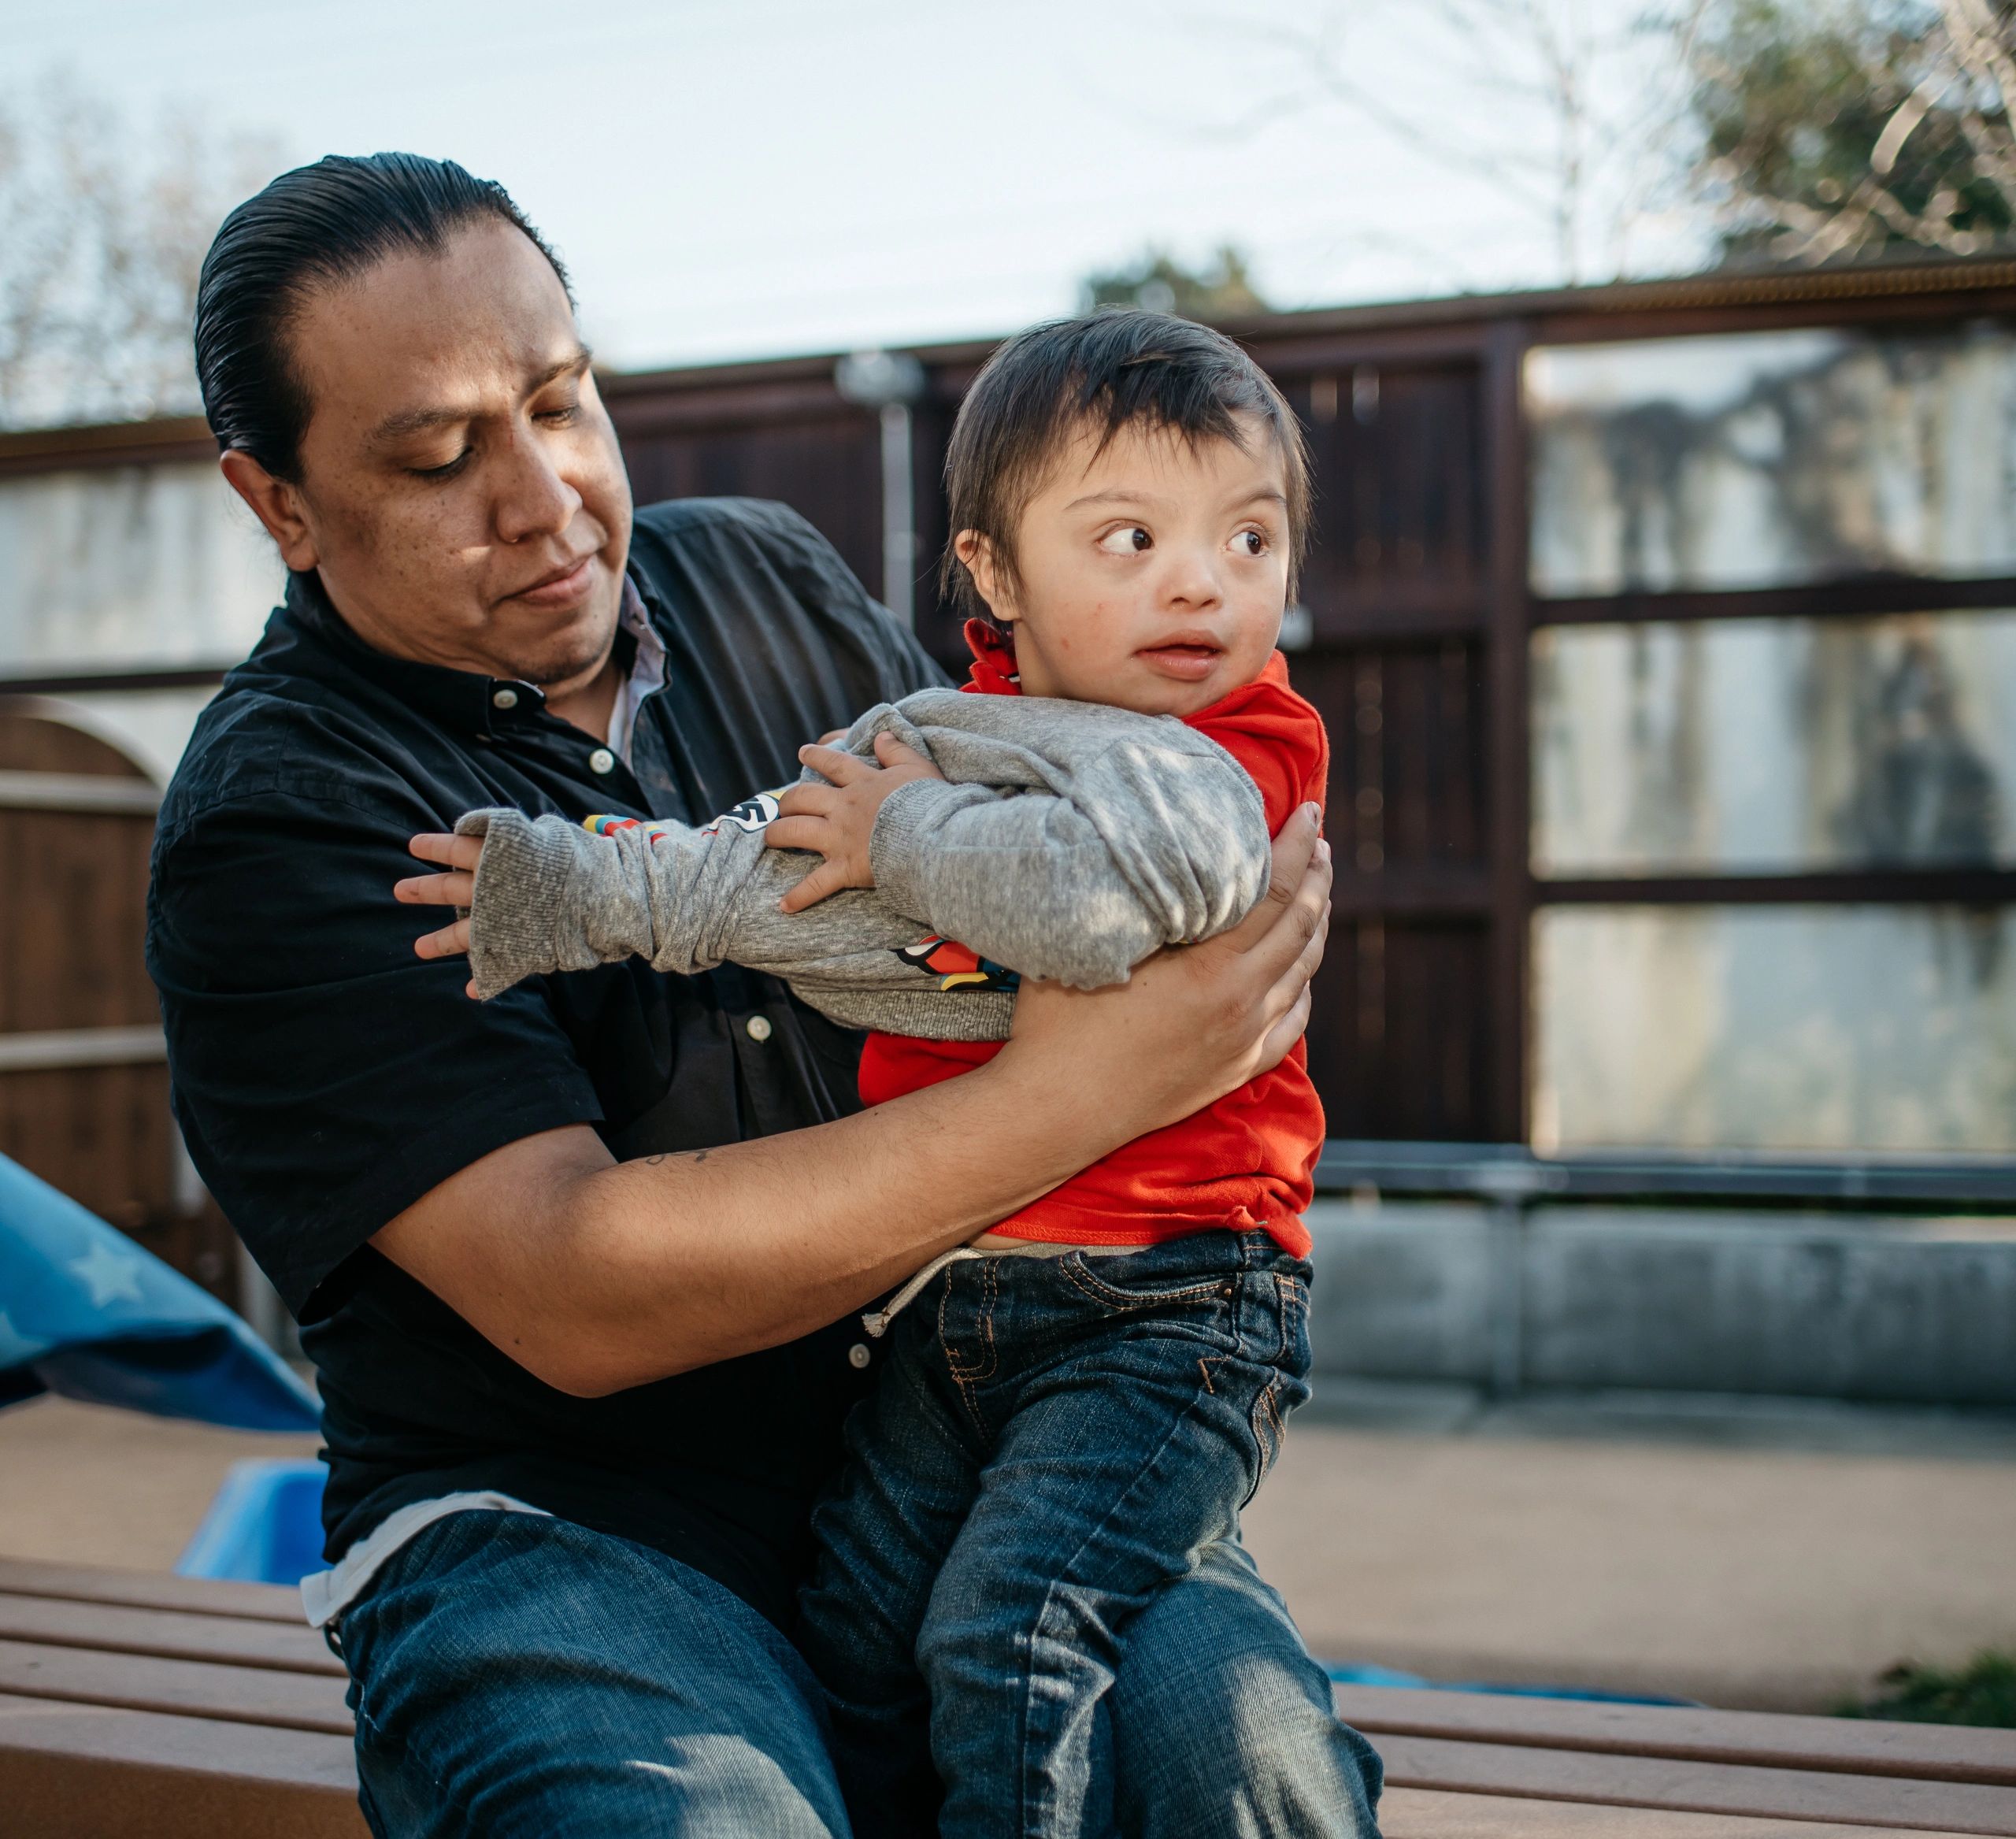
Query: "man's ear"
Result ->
[[954, 530, 1017, 625], [220, 450, 320, 573]]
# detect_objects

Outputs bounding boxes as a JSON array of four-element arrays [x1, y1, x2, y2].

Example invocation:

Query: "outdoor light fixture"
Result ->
[[835, 349, 927, 628]]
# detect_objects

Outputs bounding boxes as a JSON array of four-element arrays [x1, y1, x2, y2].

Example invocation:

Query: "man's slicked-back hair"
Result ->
[[939, 307, 1311, 628], [195, 152, 571, 481]]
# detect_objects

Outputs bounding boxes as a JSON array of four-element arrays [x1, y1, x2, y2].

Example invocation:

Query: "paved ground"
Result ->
[[4, 1389, 2014, 1712]]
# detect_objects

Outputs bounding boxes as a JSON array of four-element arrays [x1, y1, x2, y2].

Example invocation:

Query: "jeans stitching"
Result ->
[[1058, 1256, 1231, 1312], [943, 1259, 999, 1437]]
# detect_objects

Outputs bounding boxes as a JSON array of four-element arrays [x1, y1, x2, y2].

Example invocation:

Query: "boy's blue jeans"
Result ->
[[338, 1508, 1381, 1837], [796, 1230, 1381, 1839]]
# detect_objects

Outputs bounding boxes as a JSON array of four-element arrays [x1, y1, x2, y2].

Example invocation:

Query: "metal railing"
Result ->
[[1314, 1140, 2016, 1211]]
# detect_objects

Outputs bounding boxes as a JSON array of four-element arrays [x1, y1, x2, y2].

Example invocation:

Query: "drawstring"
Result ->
[[862, 1245, 985, 1338]]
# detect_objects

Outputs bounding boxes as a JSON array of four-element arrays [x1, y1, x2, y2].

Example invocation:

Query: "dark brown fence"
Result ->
[[11, 256, 2016, 1288]]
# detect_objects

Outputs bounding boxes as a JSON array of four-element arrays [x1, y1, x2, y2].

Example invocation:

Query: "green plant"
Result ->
[[1836, 1651, 2016, 1726]]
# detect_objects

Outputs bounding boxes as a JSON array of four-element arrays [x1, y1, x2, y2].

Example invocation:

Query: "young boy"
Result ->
[[401, 310, 1380, 1838]]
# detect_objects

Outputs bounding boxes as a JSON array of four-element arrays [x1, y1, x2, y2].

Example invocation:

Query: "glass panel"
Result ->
[[1532, 905, 2016, 1153], [1526, 324, 2016, 596], [1532, 610, 2016, 876], [0, 464, 280, 675]]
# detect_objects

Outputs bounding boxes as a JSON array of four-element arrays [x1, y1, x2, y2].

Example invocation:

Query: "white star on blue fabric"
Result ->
[[0, 1308, 50, 1366], [67, 1240, 146, 1309]]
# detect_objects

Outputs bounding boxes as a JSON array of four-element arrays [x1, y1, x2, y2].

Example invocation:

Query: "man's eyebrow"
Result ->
[[366, 347, 594, 444]]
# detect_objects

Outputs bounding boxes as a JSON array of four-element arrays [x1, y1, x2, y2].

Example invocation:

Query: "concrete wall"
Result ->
[[1306, 1199, 2016, 1407]]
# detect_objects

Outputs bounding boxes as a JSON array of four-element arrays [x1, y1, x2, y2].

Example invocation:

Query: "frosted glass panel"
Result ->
[[1532, 906, 2016, 1153], [1533, 611, 2016, 875], [1527, 325, 2016, 595], [0, 463, 281, 674]]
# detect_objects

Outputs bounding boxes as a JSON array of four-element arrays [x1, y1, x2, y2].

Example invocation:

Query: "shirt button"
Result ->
[[588, 747, 616, 776], [491, 687, 518, 710], [745, 1015, 773, 1044], [847, 1344, 872, 1370]]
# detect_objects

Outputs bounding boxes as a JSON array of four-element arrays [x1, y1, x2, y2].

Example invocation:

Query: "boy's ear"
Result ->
[[220, 450, 321, 573], [954, 530, 1016, 623]]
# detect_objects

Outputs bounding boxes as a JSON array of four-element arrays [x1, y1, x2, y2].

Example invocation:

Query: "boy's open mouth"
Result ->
[[1137, 638, 1225, 682]]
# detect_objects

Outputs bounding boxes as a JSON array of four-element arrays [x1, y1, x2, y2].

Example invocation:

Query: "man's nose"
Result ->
[[493, 426, 582, 544]]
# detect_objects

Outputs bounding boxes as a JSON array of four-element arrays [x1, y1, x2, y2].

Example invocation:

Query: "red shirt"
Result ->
[[856, 624, 1328, 1256]]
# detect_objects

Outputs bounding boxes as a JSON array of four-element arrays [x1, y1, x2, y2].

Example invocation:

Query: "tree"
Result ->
[[1208, 0, 1673, 288], [1685, 0, 2016, 265], [1081, 246, 1269, 321], [0, 79, 280, 430]]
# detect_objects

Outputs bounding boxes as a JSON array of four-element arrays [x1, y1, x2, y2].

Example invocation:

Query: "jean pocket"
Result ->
[[1058, 1251, 1237, 1317]]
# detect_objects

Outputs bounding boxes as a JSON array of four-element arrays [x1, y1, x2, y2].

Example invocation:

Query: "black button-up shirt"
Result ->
[[147, 498, 948, 1623]]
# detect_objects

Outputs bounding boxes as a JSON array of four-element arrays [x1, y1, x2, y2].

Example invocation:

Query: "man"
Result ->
[[149, 152, 1366, 1837]]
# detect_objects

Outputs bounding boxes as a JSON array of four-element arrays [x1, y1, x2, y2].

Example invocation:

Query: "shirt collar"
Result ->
[[606, 577, 668, 763], [283, 567, 662, 742]]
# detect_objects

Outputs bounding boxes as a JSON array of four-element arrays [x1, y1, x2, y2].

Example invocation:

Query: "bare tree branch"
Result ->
[[0, 76, 281, 430]]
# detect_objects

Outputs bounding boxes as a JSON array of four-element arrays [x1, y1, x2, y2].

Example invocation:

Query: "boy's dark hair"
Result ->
[[939, 307, 1310, 629], [195, 153, 570, 483]]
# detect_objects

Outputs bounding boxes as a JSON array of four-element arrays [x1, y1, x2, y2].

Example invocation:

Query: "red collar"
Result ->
[[961, 619, 1021, 696]]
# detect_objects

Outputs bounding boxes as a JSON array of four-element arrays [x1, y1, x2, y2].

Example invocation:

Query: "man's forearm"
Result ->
[[377, 1048, 1128, 1397]]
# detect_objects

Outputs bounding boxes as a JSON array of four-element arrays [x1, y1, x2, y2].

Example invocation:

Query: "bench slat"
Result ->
[[0, 1592, 343, 1677], [0, 1691, 366, 1839], [0, 1559, 304, 1625], [1333, 1685, 2016, 1789], [1377, 1734, 2016, 1834], [0, 1637, 353, 1735], [1381, 1785, 1990, 1838]]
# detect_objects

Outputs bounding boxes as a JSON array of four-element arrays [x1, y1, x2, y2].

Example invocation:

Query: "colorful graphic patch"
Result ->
[[582, 814, 674, 843], [580, 789, 784, 847], [892, 935, 1021, 993], [701, 790, 784, 836]]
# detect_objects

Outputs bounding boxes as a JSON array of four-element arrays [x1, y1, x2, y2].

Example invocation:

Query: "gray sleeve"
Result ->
[[864, 729, 1274, 990], [454, 804, 923, 1002]]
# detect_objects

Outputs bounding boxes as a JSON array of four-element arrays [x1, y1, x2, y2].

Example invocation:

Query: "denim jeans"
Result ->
[[796, 1232, 1380, 1839], [337, 1497, 1381, 1837]]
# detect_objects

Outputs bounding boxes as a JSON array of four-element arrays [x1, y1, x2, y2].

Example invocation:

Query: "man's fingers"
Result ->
[[1257, 977, 1315, 1070], [762, 814, 828, 855], [395, 869, 476, 908], [797, 742, 873, 784], [1222, 806, 1323, 954], [778, 861, 846, 914], [409, 832, 481, 871], [414, 918, 472, 960]]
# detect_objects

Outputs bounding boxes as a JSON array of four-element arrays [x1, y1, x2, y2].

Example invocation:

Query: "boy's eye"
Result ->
[[1232, 528, 1269, 558], [1098, 525, 1153, 555]]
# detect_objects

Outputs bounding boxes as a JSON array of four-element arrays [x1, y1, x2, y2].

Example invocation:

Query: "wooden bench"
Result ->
[[4, 1559, 2014, 1837]]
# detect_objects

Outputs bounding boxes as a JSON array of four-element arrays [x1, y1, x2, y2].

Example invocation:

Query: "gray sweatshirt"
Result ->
[[456, 687, 1274, 1041]]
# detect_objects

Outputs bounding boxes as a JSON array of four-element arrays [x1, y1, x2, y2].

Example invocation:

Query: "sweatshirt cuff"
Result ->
[[458, 808, 581, 999], [869, 778, 976, 921]]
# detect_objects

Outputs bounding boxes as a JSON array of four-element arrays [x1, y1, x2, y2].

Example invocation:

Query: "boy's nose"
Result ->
[[1161, 550, 1224, 607]]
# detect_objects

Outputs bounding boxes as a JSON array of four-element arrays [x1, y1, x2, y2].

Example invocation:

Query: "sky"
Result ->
[[6, 0, 1707, 375]]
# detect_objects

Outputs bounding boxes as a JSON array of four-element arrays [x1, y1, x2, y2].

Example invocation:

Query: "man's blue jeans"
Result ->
[[338, 1509, 1383, 1837]]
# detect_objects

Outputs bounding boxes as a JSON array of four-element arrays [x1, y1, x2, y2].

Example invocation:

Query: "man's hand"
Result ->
[[765, 732, 942, 913], [395, 832, 481, 994]]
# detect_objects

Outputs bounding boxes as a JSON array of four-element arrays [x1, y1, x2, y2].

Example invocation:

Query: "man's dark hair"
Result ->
[[194, 152, 570, 482], [939, 307, 1311, 629]]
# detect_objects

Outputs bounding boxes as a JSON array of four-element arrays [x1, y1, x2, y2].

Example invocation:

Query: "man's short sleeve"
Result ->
[[148, 777, 603, 1315]]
